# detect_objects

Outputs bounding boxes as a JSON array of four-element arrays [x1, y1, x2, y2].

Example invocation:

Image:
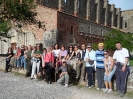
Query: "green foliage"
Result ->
[[92, 43, 98, 51], [0, 0, 37, 39], [104, 29, 133, 52], [0, 18, 11, 39]]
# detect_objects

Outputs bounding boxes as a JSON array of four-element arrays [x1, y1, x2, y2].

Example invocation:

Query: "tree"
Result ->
[[0, 0, 37, 39], [104, 29, 133, 52]]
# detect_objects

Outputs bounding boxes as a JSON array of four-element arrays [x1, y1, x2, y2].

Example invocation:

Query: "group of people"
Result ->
[[5, 42, 130, 97]]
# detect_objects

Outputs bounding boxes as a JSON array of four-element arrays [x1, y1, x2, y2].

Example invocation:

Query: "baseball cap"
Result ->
[[87, 43, 92, 47], [98, 43, 104, 46], [62, 59, 66, 63]]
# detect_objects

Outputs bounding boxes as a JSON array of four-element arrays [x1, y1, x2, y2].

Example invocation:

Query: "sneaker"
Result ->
[[103, 88, 108, 92], [116, 90, 120, 95], [86, 84, 88, 87], [107, 89, 113, 93], [120, 92, 124, 97], [64, 84, 68, 88], [96, 88, 100, 90], [30, 78, 33, 80]]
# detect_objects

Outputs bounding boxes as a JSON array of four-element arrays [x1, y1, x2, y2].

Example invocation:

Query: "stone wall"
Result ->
[[121, 9, 133, 33]]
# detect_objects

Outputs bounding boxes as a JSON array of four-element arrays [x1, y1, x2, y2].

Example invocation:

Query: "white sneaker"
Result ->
[[107, 89, 113, 93], [103, 88, 108, 92], [64, 84, 68, 88], [96, 88, 100, 90]]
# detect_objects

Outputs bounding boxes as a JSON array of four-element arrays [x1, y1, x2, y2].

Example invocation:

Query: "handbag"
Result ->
[[88, 52, 94, 65]]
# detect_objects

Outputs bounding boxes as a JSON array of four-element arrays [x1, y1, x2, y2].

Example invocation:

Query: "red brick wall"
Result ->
[[22, 5, 58, 40], [57, 12, 105, 48]]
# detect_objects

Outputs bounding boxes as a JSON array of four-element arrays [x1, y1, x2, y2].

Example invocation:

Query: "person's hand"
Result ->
[[78, 60, 81, 64], [106, 72, 109, 77], [24, 55, 27, 58], [60, 73, 62, 78], [42, 63, 45, 67], [122, 66, 126, 72], [86, 58, 89, 62]]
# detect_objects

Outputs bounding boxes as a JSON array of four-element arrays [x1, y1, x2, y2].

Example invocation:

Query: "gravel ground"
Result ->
[[0, 71, 132, 99]]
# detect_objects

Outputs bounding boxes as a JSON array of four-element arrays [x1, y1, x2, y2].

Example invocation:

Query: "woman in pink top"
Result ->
[[42, 47, 54, 84]]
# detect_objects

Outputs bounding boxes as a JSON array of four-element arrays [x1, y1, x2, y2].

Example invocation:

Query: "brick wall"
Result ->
[[57, 11, 112, 48]]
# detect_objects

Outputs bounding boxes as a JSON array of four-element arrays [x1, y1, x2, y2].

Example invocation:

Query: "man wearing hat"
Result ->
[[96, 43, 105, 90], [84, 44, 96, 88], [57, 59, 69, 88]]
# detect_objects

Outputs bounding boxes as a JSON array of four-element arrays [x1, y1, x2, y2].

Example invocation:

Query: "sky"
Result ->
[[108, 0, 133, 11]]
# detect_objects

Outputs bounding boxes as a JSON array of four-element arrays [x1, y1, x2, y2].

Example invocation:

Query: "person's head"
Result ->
[[104, 51, 109, 58], [43, 48, 47, 53], [21, 45, 24, 49], [98, 43, 104, 51], [36, 44, 40, 50], [81, 44, 86, 50], [25, 46, 28, 51], [62, 59, 67, 66], [28, 45, 32, 50], [68, 45, 73, 51], [33, 46, 37, 51], [8, 47, 12, 52], [115, 42, 122, 50], [74, 45, 79, 51], [47, 47, 51, 52], [87, 44, 92, 51], [17, 46, 20, 50], [60, 45, 65, 51], [54, 43, 59, 50]]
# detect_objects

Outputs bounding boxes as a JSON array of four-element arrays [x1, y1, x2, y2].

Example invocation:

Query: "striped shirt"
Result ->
[[96, 50, 105, 68]]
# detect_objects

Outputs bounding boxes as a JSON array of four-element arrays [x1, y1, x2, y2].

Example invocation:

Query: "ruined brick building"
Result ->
[[0, 0, 133, 54]]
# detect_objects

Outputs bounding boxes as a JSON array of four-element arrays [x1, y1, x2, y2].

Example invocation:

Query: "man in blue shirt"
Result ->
[[96, 43, 105, 90]]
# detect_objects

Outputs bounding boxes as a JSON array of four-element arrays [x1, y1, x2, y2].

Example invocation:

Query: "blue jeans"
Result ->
[[17, 56, 26, 69], [104, 68, 115, 82]]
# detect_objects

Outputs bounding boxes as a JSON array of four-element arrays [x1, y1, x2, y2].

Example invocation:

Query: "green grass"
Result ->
[[129, 60, 133, 66]]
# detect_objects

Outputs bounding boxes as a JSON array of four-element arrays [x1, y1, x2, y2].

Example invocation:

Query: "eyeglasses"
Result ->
[[104, 53, 108, 55]]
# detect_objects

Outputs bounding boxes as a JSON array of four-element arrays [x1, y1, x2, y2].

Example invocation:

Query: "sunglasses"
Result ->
[[88, 47, 91, 48], [104, 53, 108, 55]]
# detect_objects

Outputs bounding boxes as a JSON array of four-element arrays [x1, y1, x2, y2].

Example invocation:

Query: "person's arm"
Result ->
[[84, 52, 89, 62], [103, 58, 108, 76], [109, 57, 114, 72], [60, 72, 68, 77], [42, 54, 45, 67], [68, 51, 74, 61]]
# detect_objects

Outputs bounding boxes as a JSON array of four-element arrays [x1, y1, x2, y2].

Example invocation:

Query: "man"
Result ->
[[95, 43, 105, 90], [112, 42, 130, 97], [76, 44, 86, 80], [57, 59, 69, 88], [84, 44, 96, 88]]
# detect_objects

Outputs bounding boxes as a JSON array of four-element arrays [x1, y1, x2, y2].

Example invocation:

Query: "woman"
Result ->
[[66, 45, 75, 64], [53, 43, 60, 66], [43, 47, 54, 84], [59, 45, 67, 64], [30, 45, 42, 80], [103, 51, 115, 93], [5, 48, 13, 72]]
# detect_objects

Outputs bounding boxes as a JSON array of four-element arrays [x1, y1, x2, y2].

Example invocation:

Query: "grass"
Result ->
[[129, 60, 133, 66]]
